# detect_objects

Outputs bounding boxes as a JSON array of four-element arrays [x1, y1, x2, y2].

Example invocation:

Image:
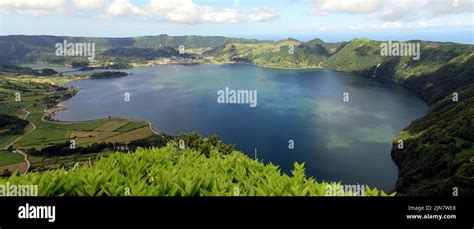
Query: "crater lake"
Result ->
[[54, 64, 428, 190]]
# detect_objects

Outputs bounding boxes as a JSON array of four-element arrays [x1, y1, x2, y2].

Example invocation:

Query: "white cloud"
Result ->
[[349, 24, 363, 30], [425, 0, 474, 16], [368, 20, 473, 30], [447, 20, 474, 27], [370, 21, 404, 29], [73, 0, 105, 10], [309, 0, 473, 21], [0, 0, 73, 16], [319, 26, 326, 32], [412, 21, 429, 28], [0, 0, 279, 24], [371, 21, 434, 29], [104, 0, 146, 18], [147, 0, 204, 23], [145, 0, 279, 24], [249, 7, 279, 22], [200, 9, 245, 24], [310, 0, 385, 15], [379, 0, 428, 21], [344, 18, 472, 31]]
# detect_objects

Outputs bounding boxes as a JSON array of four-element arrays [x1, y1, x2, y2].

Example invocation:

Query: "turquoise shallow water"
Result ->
[[54, 64, 428, 190]]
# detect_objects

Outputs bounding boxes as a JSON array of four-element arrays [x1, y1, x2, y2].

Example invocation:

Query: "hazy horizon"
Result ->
[[1, 31, 472, 45]]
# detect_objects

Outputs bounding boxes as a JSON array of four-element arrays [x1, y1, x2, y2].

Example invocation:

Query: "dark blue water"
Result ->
[[54, 64, 428, 190]]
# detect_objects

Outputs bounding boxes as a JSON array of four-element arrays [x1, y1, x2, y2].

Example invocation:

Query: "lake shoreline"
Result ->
[[24, 61, 430, 193], [50, 64, 431, 191]]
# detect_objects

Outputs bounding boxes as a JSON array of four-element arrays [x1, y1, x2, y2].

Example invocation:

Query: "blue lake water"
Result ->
[[53, 64, 428, 190]]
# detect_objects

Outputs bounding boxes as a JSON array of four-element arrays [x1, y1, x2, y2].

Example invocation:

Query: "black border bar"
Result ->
[[0, 197, 472, 225]]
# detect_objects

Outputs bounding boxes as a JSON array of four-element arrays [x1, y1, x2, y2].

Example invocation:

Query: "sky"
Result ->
[[0, 0, 473, 43]]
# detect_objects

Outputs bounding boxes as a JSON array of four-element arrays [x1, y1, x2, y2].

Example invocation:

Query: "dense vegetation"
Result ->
[[102, 47, 190, 60], [392, 85, 474, 196], [0, 64, 57, 76], [0, 114, 29, 135], [27, 142, 110, 157], [122, 132, 235, 156], [1, 145, 389, 196], [387, 52, 474, 196], [90, 71, 128, 79], [25, 132, 232, 157], [403, 53, 474, 104], [70, 60, 131, 70]]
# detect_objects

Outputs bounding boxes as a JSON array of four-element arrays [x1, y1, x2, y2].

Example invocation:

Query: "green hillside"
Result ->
[[392, 85, 474, 196], [326, 38, 384, 73], [390, 55, 474, 196], [203, 38, 334, 68], [341, 40, 473, 82], [132, 34, 263, 49], [204, 37, 473, 78], [0, 145, 389, 196], [0, 34, 263, 63], [101, 47, 186, 60], [403, 52, 474, 104]]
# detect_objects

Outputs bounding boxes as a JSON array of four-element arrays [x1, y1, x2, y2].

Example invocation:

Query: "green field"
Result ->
[[0, 134, 21, 149], [115, 121, 148, 132], [0, 150, 24, 167], [62, 119, 112, 131], [0, 75, 159, 171], [15, 128, 70, 149], [94, 119, 130, 131]]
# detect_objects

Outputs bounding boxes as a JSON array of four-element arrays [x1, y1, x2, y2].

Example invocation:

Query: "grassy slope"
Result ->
[[204, 39, 334, 68], [0, 145, 390, 196], [0, 76, 155, 168], [0, 150, 24, 166]]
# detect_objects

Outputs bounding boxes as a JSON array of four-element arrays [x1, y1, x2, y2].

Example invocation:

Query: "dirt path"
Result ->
[[3, 105, 35, 174], [3, 104, 36, 150], [13, 149, 30, 174], [0, 161, 28, 175]]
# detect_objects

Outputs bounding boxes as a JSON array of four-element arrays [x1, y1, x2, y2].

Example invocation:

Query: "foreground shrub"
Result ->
[[1, 145, 393, 196]]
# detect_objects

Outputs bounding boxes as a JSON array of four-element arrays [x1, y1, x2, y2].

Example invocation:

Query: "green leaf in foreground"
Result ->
[[0, 145, 393, 196]]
